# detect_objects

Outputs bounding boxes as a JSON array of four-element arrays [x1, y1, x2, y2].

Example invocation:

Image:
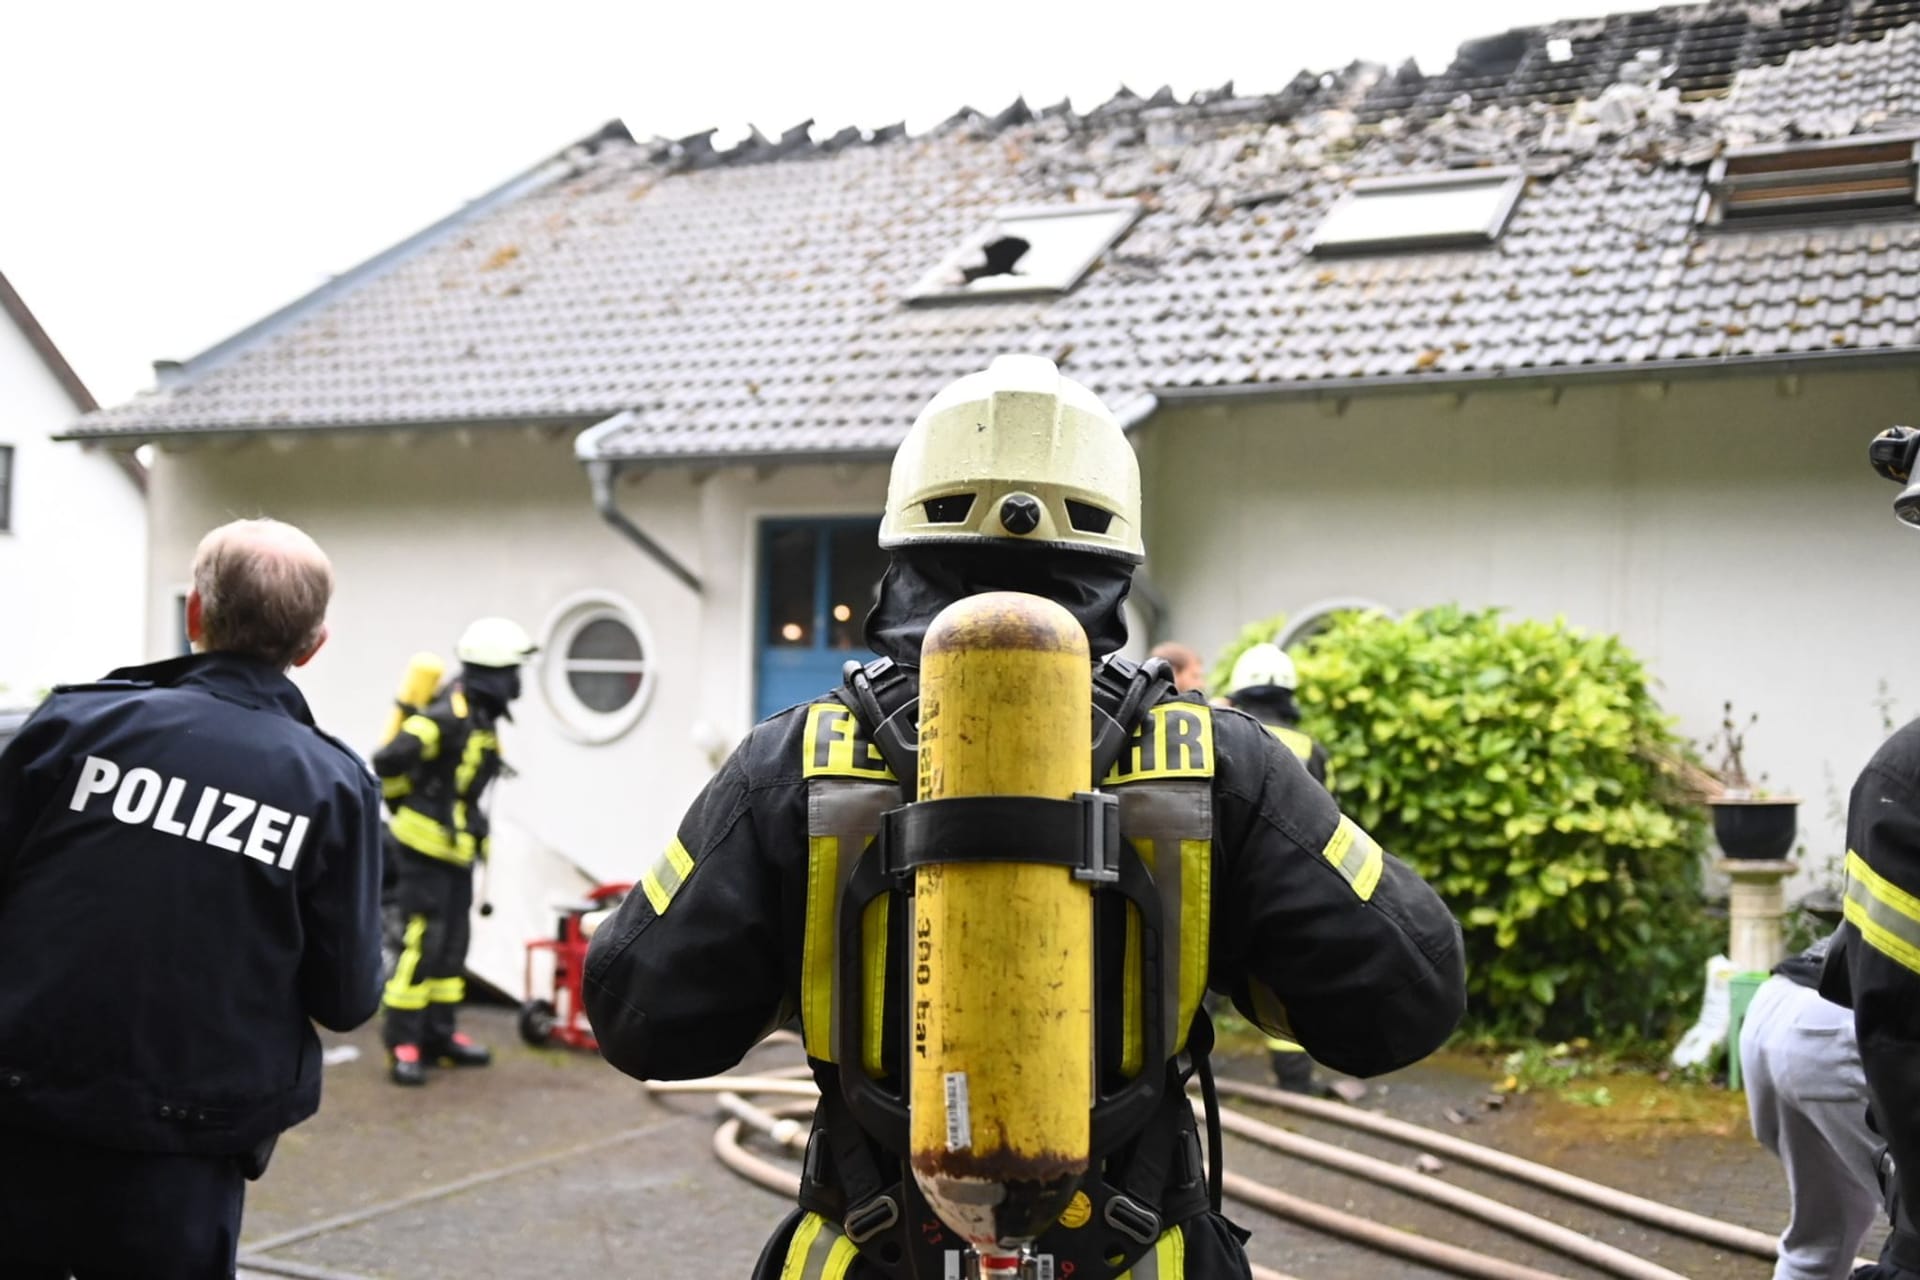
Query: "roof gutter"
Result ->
[[575, 412, 704, 595], [1149, 345, 1920, 406]]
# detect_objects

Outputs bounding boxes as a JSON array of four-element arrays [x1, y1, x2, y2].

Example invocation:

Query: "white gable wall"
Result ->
[[0, 318, 144, 700], [1136, 364, 1920, 891]]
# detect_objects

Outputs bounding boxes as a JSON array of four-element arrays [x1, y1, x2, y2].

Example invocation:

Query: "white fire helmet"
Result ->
[[456, 617, 537, 669], [1228, 643, 1297, 694], [879, 355, 1144, 563]]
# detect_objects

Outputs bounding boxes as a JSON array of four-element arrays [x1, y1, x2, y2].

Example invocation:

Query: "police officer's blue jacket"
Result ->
[[0, 652, 384, 1157]]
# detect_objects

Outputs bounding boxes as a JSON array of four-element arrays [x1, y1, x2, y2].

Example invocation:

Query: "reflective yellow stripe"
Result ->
[[1178, 836, 1209, 1041], [780, 1211, 857, 1280], [455, 728, 496, 796], [802, 835, 840, 1059], [1121, 859, 1146, 1078], [381, 776, 412, 800], [1320, 815, 1383, 902], [861, 896, 889, 1076], [383, 915, 431, 1010], [427, 976, 465, 1004], [1267, 1036, 1307, 1053], [1118, 1225, 1185, 1280], [400, 714, 441, 761], [641, 838, 694, 916], [391, 807, 455, 856], [1270, 723, 1314, 763], [801, 779, 895, 1067], [1845, 848, 1920, 975]]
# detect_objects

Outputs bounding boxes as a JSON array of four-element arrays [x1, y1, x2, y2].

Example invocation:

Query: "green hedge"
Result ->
[[1290, 605, 1717, 1044]]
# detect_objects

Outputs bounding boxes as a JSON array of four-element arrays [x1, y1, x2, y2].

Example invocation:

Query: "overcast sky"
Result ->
[[3, 0, 1632, 409]]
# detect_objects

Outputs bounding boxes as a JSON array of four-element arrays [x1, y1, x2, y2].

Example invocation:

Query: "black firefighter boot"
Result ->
[[429, 1032, 493, 1068], [389, 1044, 427, 1087]]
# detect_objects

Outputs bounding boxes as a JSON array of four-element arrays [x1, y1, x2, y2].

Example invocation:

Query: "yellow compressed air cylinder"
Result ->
[[379, 652, 446, 745], [911, 591, 1093, 1254]]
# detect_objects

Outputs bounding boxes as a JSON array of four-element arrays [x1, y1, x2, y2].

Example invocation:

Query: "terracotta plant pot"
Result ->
[[1710, 796, 1799, 861]]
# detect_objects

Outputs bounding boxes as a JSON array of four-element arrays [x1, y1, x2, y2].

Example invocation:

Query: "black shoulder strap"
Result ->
[[1093, 654, 1177, 780], [839, 658, 918, 793]]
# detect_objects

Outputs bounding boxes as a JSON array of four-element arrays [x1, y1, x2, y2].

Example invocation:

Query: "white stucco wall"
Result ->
[[0, 319, 144, 701], [141, 431, 887, 991], [1134, 364, 1920, 891]]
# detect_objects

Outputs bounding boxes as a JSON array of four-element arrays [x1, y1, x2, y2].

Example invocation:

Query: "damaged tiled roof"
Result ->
[[70, 0, 1920, 459]]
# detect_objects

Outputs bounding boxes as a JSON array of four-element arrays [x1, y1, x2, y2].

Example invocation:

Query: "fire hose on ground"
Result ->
[[658, 1069, 1807, 1280]]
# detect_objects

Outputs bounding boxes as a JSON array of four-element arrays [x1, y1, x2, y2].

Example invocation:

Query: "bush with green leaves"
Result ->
[[1290, 605, 1717, 1044]]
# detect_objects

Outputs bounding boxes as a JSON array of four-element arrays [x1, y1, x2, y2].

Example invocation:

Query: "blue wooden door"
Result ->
[[755, 517, 889, 720]]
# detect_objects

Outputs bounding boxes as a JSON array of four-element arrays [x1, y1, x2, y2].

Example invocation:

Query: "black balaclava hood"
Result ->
[[863, 544, 1135, 669], [1232, 686, 1301, 727], [461, 662, 521, 719]]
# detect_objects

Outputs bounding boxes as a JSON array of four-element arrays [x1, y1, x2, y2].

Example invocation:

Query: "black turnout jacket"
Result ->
[[585, 679, 1465, 1086], [1823, 715, 1920, 1267]]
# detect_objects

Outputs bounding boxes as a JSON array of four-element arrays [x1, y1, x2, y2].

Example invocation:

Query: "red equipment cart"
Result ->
[[518, 881, 631, 1051]]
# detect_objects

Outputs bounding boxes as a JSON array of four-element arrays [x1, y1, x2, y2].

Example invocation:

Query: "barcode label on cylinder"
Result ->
[[944, 1071, 972, 1151], [1036, 1255, 1056, 1280], [943, 1251, 962, 1280]]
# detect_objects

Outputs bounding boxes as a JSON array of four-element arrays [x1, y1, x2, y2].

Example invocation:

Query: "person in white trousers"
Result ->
[[1742, 934, 1884, 1280]]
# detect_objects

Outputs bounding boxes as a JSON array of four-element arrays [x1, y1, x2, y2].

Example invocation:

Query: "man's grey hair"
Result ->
[[192, 518, 333, 669]]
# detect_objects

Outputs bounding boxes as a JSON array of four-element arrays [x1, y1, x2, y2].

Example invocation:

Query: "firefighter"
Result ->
[[584, 355, 1466, 1278], [375, 616, 535, 1086], [1225, 642, 1330, 791], [1222, 642, 1334, 1096], [1820, 425, 1920, 1280], [0, 518, 382, 1278]]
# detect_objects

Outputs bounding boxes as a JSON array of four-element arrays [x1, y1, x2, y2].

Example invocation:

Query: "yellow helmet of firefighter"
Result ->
[[880, 355, 1144, 563], [456, 616, 537, 669]]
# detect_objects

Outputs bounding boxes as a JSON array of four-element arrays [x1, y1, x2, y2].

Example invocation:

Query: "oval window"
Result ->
[[540, 594, 654, 743]]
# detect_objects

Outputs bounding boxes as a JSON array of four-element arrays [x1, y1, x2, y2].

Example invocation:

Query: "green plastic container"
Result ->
[[1726, 970, 1770, 1091]]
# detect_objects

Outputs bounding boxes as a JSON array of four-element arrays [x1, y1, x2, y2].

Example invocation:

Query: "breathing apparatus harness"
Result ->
[[796, 652, 1230, 1278]]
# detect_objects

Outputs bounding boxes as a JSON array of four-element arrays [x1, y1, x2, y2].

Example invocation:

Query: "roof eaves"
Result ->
[[0, 269, 97, 413], [142, 120, 634, 397], [57, 409, 606, 445], [1151, 344, 1920, 405]]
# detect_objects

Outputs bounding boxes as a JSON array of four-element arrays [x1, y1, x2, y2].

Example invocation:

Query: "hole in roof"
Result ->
[[1066, 500, 1115, 535], [908, 202, 1141, 302], [1546, 38, 1573, 63], [923, 494, 976, 524], [1310, 170, 1526, 255], [960, 237, 1031, 284]]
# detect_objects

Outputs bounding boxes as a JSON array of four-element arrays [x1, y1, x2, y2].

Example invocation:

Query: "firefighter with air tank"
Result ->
[[584, 355, 1466, 1278], [1821, 426, 1920, 1280], [375, 617, 535, 1087]]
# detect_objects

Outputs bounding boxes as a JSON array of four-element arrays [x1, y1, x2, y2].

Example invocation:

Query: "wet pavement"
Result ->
[[234, 1004, 1883, 1279]]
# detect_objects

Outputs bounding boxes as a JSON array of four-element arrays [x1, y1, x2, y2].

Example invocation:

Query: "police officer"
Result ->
[[1817, 426, 1920, 1280], [585, 356, 1466, 1279], [1225, 642, 1330, 791], [0, 517, 382, 1279], [376, 616, 534, 1086]]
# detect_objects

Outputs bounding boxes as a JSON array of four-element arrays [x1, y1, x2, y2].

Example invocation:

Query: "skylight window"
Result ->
[[908, 202, 1141, 301], [1309, 169, 1525, 256], [1700, 136, 1919, 227]]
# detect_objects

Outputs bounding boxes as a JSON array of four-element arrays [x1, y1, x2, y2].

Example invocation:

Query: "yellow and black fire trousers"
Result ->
[[382, 840, 473, 1051]]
